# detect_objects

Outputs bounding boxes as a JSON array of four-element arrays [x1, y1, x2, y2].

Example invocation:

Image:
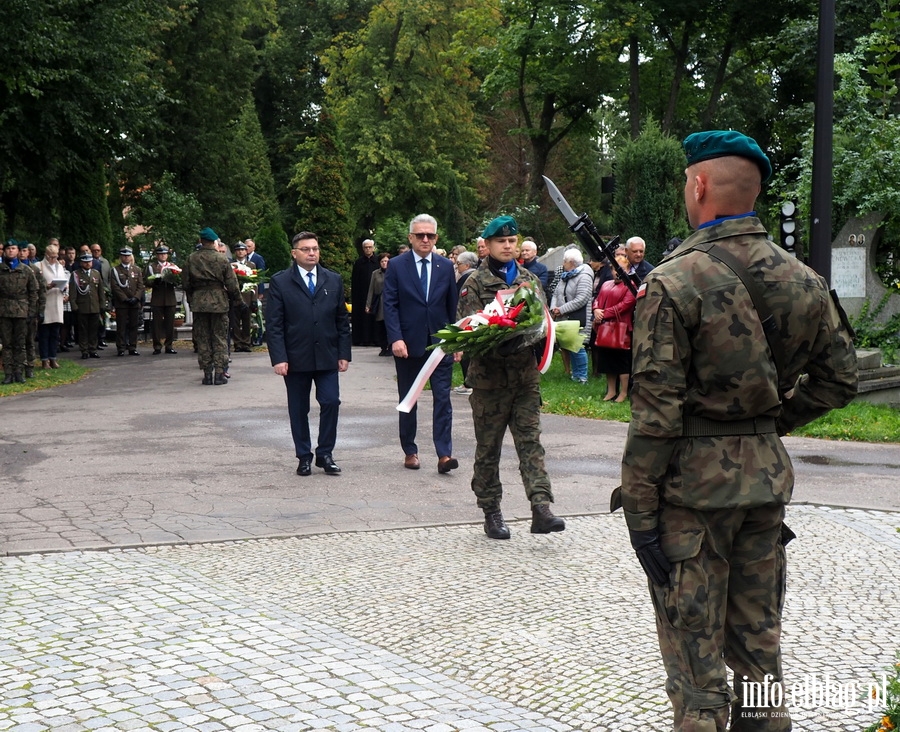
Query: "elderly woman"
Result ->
[[592, 248, 636, 401], [34, 243, 69, 368], [550, 247, 593, 384], [365, 251, 391, 356]]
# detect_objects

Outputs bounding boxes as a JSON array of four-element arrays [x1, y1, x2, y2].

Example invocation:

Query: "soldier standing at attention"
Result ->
[[183, 227, 241, 385], [146, 245, 179, 355], [617, 130, 858, 731], [1, 239, 39, 383], [110, 247, 144, 356], [69, 251, 106, 360], [456, 215, 565, 540]]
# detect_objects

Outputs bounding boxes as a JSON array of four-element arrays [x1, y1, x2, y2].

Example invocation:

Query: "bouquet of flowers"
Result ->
[[231, 262, 268, 286], [146, 264, 182, 287], [430, 284, 546, 359]]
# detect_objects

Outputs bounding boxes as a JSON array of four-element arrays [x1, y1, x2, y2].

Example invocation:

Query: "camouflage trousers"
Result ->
[[0, 317, 27, 374], [25, 316, 37, 364], [469, 382, 552, 510], [649, 503, 791, 731], [193, 311, 229, 372]]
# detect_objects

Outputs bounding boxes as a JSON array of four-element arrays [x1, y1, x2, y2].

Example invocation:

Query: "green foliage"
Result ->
[[865, 653, 900, 732], [58, 163, 114, 251], [128, 172, 203, 264], [325, 0, 487, 232], [792, 400, 900, 442], [255, 221, 292, 275], [373, 215, 414, 253], [611, 121, 688, 263], [850, 292, 900, 364], [291, 110, 354, 286]]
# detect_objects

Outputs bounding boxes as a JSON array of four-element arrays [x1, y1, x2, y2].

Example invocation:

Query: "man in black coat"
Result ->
[[350, 238, 378, 346], [266, 231, 351, 476]]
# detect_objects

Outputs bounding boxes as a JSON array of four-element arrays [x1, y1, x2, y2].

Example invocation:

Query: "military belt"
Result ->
[[682, 416, 777, 437]]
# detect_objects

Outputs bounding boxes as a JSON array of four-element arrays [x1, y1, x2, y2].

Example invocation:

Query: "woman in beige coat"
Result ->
[[35, 243, 69, 368]]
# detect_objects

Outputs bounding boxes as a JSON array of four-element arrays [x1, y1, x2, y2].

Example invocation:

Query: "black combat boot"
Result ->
[[2, 372, 13, 385], [24, 366, 34, 378], [531, 503, 566, 533], [14, 372, 26, 384], [202, 368, 214, 385], [213, 370, 228, 385], [484, 509, 510, 540]]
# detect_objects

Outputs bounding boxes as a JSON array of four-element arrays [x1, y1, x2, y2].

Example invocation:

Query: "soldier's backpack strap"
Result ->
[[695, 241, 787, 393]]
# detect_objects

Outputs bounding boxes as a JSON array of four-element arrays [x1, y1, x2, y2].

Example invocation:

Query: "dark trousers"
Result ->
[[284, 369, 340, 460], [38, 322, 61, 360], [0, 317, 27, 373], [394, 352, 453, 458], [115, 304, 141, 351], [76, 312, 100, 354], [151, 305, 176, 349]]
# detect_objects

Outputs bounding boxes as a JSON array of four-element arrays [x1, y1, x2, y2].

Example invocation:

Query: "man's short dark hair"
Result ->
[[291, 231, 318, 246]]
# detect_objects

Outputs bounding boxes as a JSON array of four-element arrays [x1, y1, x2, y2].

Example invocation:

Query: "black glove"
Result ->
[[126, 297, 139, 306], [239, 301, 250, 315], [629, 528, 671, 586]]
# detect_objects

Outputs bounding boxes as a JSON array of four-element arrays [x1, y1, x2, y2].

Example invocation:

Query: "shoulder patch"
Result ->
[[636, 283, 647, 299], [460, 288, 468, 298]]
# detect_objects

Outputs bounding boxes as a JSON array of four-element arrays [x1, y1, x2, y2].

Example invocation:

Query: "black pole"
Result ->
[[808, 0, 835, 280]]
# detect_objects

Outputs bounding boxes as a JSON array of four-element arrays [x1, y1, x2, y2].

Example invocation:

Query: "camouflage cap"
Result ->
[[683, 130, 772, 183], [482, 215, 518, 239]]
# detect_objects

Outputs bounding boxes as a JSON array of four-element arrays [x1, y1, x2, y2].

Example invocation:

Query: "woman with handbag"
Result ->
[[592, 249, 636, 401]]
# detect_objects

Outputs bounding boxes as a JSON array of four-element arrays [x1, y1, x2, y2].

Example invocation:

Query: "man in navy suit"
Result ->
[[383, 214, 459, 473], [266, 231, 351, 476]]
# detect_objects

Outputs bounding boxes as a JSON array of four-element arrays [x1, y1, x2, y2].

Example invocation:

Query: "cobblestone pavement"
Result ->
[[2, 505, 898, 731]]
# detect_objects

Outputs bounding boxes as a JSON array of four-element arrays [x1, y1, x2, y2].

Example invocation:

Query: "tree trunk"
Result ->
[[663, 20, 694, 134]]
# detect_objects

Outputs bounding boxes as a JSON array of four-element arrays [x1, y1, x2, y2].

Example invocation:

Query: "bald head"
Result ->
[[684, 156, 761, 229]]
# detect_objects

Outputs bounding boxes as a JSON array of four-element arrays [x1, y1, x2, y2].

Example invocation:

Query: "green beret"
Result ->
[[3, 238, 18, 248], [683, 130, 772, 183], [199, 226, 219, 242], [481, 215, 518, 239]]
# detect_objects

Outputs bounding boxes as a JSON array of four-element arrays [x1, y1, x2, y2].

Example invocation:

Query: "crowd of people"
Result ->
[[0, 233, 267, 384], [1, 129, 863, 732]]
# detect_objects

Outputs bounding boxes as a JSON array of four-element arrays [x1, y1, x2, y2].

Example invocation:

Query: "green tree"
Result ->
[[290, 110, 354, 287], [127, 172, 203, 264], [255, 221, 292, 275], [324, 0, 488, 236], [58, 163, 114, 252], [611, 121, 687, 263]]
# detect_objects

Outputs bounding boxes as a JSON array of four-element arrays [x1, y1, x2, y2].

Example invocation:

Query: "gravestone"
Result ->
[[830, 211, 900, 322]]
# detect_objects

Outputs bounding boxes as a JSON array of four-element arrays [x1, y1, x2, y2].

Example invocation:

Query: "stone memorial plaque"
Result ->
[[831, 247, 866, 299]]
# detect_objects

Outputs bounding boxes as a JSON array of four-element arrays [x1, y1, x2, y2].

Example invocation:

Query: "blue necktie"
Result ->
[[307, 271, 315, 295], [419, 258, 428, 298]]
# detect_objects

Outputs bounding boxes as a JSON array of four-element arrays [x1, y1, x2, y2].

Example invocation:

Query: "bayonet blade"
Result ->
[[542, 176, 581, 227]]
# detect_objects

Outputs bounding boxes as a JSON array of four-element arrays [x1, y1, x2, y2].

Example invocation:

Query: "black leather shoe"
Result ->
[[315, 454, 341, 475], [484, 510, 510, 540], [117, 351, 125, 357], [165, 348, 177, 354], [81, 353, 89, 360], [153, 349, 162, 355], [531, 503, 566, 534], [129, 349, 140, 356], [296, 458, 312, 476], [89, 352, 101, 359], [98, 340, 108, 348]]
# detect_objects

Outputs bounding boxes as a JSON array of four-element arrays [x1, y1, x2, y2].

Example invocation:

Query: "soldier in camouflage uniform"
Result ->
[[457, 215, 565, 540], [0, 240, 39, 383], [617, 131, 858, 731], [183, 227, 241, 385]]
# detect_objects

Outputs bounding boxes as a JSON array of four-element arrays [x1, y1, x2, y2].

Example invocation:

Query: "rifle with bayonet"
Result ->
[[542, 175, 639, 297]]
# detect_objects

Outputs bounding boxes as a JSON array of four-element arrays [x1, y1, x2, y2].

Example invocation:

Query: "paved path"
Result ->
[[2, 347, 899, 730]]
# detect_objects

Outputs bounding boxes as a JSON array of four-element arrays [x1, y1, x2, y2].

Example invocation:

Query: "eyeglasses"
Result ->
[[293, 247, 319, 253], [412, 232, 437, 241]]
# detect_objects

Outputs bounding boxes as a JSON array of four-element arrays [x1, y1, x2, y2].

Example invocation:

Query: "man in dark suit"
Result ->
[[382, 214, 459, 474], [266, 231, 351, 477]]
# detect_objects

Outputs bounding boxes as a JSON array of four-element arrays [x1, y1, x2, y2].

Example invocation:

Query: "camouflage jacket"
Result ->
[[457, 260, 546, 389], [182, 248, 240, 313], [621, 216, 858, 531], [69, 268, 107, 314], [0, 261, 39, 318]]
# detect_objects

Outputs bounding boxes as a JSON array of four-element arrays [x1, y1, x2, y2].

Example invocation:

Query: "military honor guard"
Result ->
[[110, 247, 144, 356], [145, 245, 179, 354], [1, 239, 40, 383], [68, 251, 107, 360]]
